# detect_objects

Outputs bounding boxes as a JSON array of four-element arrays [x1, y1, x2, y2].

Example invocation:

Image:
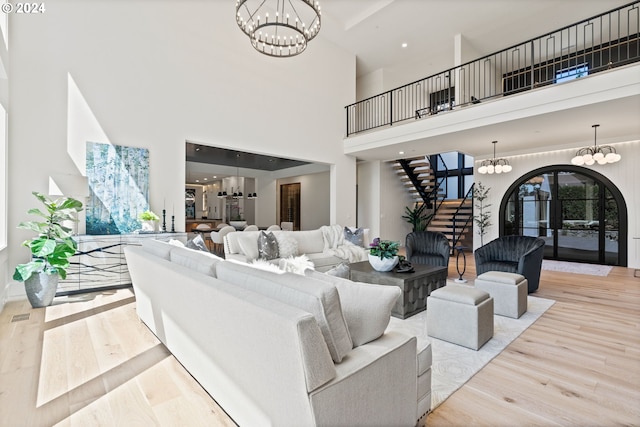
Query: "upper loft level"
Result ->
[[344, 2, 639, 152]]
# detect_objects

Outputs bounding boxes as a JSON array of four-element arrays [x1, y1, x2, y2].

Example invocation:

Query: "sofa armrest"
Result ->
[[309, 331, 418, 427]]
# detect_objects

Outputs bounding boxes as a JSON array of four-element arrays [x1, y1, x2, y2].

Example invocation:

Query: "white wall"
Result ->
[[6, 1, 356, 301], [473, 140, 640, 268], [357, 160, 414, 246], [276, 172, 330, 231]]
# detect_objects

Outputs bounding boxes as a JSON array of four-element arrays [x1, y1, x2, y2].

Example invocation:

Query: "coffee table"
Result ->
[[349, 261, 448, 319]]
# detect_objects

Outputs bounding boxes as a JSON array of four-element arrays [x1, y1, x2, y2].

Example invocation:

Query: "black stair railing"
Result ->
[[345, 2, 639, 136], [451, 183, 475, 249]]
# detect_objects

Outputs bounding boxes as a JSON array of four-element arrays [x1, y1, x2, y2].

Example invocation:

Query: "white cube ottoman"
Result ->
[[427, 284, 493, 350], [475, 271, 527, 319]]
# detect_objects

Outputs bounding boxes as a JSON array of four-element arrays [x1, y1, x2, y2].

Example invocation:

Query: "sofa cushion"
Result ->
[[275, 232, 299, 258], [141, 239, 173, 260], [170, 246, 223, 277], [258, 231, 279, 260], [295, 229, 326, 254], [216, 261, 353, 363], [236, 232, 260, 261], [305, 270, 400, 347]]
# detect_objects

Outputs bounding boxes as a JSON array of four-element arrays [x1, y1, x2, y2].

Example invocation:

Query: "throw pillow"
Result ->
[[258, 231, 279, 260], [325, 262, 350, 279], [168, 239, 185, 247], [279, 255, 314, 275], [186, 234, 210, 252], [249, 258, 284, 274], [216, 262, 353, 363], [235, 232, 260, 261], [275, 233, 298, 258], [305, 270, 401, 347], [344, 227, 365, 247]]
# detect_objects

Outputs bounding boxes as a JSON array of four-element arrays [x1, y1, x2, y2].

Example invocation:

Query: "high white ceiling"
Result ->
[[190, 0, 638, 181], [317, 0, 639, 162], [319, 0, 632, 77]]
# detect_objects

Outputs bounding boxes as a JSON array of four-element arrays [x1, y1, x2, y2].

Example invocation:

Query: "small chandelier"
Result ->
[[571, 124, 621, 166], [477, 141, 512, 174], [236, 0, 322, 58]]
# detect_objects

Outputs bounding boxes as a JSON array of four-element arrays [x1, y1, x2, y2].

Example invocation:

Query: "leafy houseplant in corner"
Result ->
[[13, 192, 83, 308], [138, 210, 160, 232], [402, 202, 433, 232], [368, 238, 400, 272]]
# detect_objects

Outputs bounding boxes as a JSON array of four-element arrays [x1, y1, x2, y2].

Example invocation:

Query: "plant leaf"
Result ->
[[29, 237, 57, 257], [13, 260, 45, 282]]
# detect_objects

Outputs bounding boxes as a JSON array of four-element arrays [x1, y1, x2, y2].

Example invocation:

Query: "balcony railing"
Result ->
[[345, 2, 639, 137]]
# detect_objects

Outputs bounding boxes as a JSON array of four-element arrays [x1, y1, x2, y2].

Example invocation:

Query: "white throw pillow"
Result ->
[[216, 261, 353, 363], [168, 239, 185, 247], [276, 233, 298, 258], [306, 270, 400, 347], [279, 255, 314, 275], [235, 233, 260, 261], [249, 258, 284, 274]]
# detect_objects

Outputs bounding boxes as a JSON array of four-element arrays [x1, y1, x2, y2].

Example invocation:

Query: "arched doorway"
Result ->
[[500, 165, 627, 266]]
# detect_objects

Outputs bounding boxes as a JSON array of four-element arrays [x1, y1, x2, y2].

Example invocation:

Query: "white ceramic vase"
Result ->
[[141, 220, 157, 232], [368, 254, 398, 272]]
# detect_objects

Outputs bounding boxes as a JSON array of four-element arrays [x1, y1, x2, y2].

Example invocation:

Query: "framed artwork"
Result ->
[[86, 142, 150, 234]]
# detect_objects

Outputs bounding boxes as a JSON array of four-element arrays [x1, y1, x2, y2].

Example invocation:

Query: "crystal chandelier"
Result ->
[[477, 141, 512, 174], [236, 0, 321, 58], [571, 124, 621, 166]]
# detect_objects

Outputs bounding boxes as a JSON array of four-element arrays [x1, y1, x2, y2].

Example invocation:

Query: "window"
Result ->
[[0, 104, 6, 249], [555, 63, 589, 83]]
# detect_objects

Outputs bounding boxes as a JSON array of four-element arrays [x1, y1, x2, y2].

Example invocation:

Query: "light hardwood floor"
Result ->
[[0, 260, 638, 426]]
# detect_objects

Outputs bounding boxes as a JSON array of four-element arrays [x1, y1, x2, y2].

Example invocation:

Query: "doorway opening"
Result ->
[[500, 165, 627, 266], [280, 183, 300, 231]]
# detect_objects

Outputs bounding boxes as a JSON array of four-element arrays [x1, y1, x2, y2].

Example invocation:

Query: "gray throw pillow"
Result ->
[[344, 227, 365, 247], [258, 231, 279, 260], [186, 234, 210, 252]]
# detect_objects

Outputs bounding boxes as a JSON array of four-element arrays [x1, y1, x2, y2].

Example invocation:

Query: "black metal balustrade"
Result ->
[[345, 2, 639, 136]]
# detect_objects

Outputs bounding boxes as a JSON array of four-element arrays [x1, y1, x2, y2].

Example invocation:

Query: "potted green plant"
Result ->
[[368, 237, 400, 271], [402, 202, 433, 232], [13, 192, 83, 308], [473, 182, 492, 246], [138, 210, 160, 232]]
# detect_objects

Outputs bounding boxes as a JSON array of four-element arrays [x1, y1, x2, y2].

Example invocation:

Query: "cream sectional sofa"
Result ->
[[124, 240, 432, 427], [223, 226, 369, 272]]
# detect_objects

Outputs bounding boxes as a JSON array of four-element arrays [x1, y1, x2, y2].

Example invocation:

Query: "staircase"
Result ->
[[428, 198, 473, 249], [393, 156, 473, 250]]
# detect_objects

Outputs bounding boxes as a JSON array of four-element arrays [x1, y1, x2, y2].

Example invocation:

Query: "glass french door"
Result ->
[[502, 167, 625, 266]]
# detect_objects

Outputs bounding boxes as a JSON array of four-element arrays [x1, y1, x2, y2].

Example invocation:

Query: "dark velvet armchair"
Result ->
[[474, 236, 545, 293], [405, 231, 451, 267]]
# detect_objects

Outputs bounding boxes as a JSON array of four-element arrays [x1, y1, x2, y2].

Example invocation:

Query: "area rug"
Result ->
[[389, 294, 555, 410], [542, 259, 612, 276]]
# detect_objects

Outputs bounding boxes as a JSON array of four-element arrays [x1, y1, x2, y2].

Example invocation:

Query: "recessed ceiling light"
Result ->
[[399, 151, 405, 155], [195, 180, 200, 182], [213, 176, 217, 179], [401, 43, 408, 48], [204, 178, 208, 181]]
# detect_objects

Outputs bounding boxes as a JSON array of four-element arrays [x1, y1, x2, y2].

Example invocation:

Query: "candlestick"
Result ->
[[162, 209, 167, 232], [171, 215, 175, 233]]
